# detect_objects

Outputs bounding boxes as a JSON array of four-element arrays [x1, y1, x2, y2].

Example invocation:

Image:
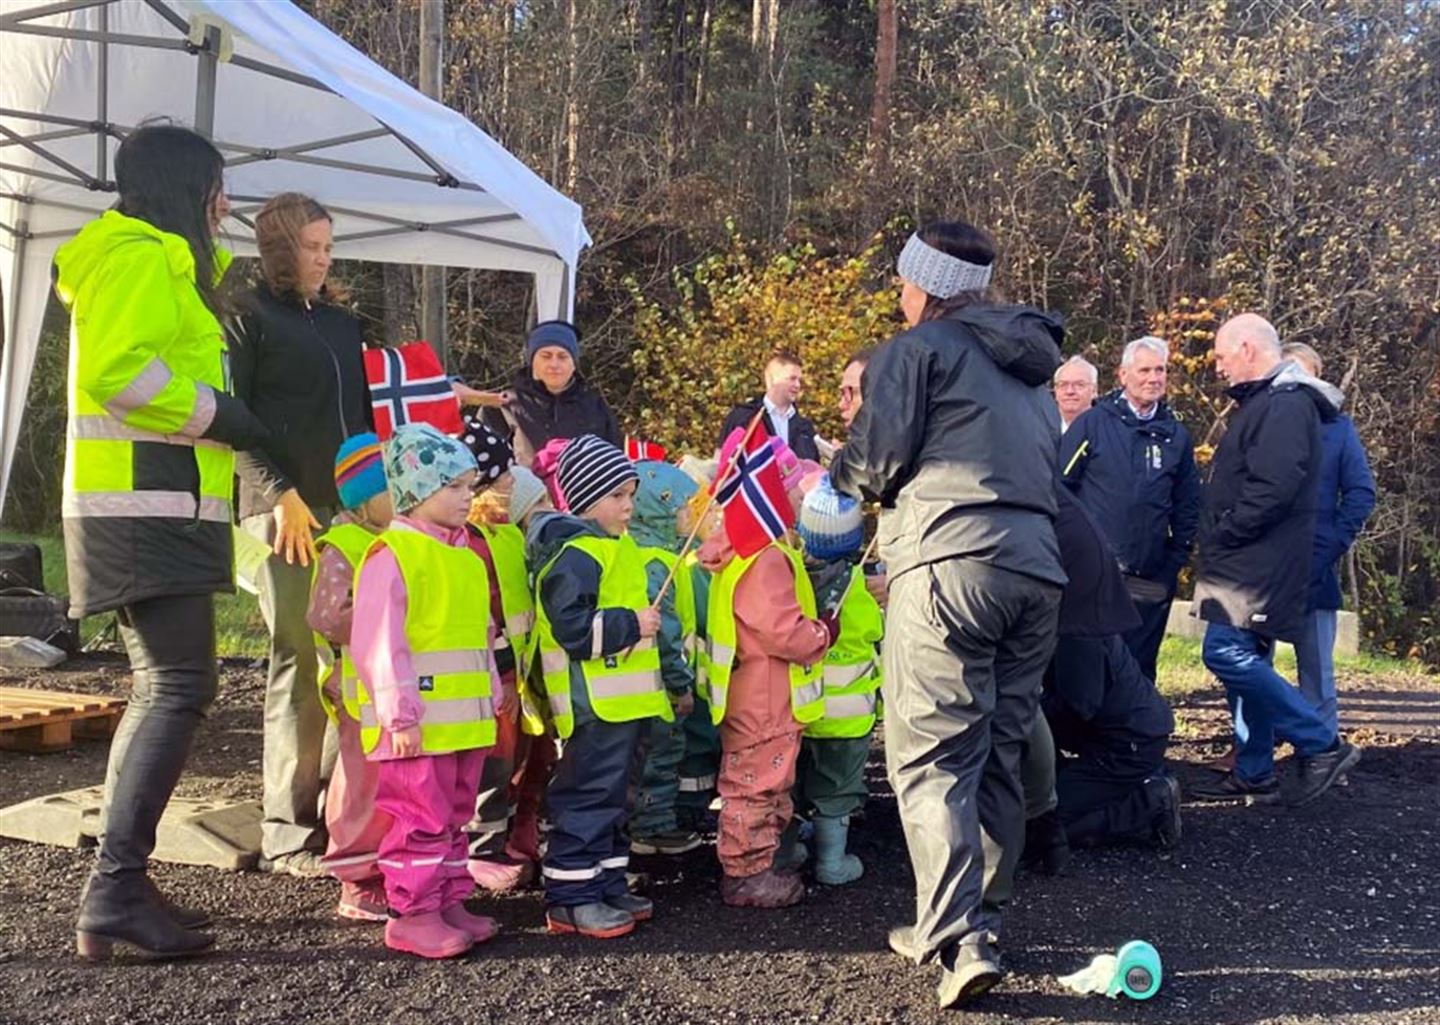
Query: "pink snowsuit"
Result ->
[[700, 534, 831, 878], [308, 513, 390, 884], [351, 517, 496, 916]]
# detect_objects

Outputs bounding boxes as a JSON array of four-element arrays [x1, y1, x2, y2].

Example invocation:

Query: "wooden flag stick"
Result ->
[[649, 407, 767, 610], [826, 533, 880, 616]]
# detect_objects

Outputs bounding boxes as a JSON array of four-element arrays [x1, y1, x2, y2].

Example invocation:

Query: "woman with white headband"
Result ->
[[830, 220, 1067, 1010]]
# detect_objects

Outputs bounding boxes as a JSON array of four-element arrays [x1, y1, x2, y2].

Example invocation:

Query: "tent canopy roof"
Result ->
[[0, 0, 590, 517], [0, 0, 591, 272]]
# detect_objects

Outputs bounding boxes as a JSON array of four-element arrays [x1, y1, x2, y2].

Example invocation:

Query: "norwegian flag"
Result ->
[[625, 436, 669, 462], [363, 341, 462, 441], [714, 424, 794, 558]]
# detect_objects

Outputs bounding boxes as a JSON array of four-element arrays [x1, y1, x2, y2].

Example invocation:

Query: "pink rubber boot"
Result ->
[[384, 911, 472, 959], [441, 903, 500, 944]]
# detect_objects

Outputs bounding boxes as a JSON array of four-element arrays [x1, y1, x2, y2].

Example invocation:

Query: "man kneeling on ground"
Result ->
[[1039, 492, 1182, 852]]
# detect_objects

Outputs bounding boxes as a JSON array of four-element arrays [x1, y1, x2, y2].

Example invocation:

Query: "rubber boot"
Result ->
[[76, 871, 214, 961], [441, 902, 500, 944], [812, 815, 864, 886], [773, 819, 809, 872], [546, 901, 636, 939], [467, 856, 529, 892], [384, 911, 473, 959]]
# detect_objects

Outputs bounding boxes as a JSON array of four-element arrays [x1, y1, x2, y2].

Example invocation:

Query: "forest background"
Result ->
[[6, 0, 1439, 661]]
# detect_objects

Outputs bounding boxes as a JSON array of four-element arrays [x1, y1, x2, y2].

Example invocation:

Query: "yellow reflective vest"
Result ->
[[471, 522, 535, 669], [532, 533, 673, 739], [311, 522, 379, 724], [54, 210, 237, 616], [636, 546, 698, 674], [351, 527, 497, 755], [705, 543, 826, 727], [805, 565, 884, 739]]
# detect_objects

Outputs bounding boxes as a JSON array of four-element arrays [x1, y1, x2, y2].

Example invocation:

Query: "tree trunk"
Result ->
[[869, 0, 897, 169], [564, 0, 581, 195], [694, 0, 713, 108]]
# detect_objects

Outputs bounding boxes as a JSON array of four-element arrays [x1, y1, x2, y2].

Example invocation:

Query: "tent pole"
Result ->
[[194, 24, 220, 138], [419, 0, 447, 369], [0, 212, 30, 518], [96, 1, 108, 181]]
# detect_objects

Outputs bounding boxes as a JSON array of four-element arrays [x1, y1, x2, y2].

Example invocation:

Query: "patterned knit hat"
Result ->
[[557, 434, 638, 516], [630, 460, 699, 552], [798, 477, 864, 560], [508, 465, 550, 525], [383, 423, 478, 513], [333, 432, 386, 510], [459, 411, 515, 485]]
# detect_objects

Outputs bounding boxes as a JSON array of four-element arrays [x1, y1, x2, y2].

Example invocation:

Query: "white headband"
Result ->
[[896, 233, 993, 298]]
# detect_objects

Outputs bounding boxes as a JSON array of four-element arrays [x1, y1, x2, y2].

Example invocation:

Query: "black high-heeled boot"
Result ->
[[75, 871, 214, 961], [144, 875, 212, 930]]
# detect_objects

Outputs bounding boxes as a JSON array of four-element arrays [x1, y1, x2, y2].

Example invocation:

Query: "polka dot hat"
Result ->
[[459, 411, 516, 484]]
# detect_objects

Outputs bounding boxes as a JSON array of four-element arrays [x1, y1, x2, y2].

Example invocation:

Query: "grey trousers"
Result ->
[[884, 558, 1061, 965], [98, 594, 219, 877], [244, 511, 338, 860]]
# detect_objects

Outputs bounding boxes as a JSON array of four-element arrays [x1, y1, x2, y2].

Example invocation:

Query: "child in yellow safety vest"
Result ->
[[699, 475, 834, 910], [529, 435, 670, 939], [306, 433, 394, 923], [455, 416, 536, 893], [793, 479, 884, 886], [350, 424, 501, 960], [628, 460, 703, 856]]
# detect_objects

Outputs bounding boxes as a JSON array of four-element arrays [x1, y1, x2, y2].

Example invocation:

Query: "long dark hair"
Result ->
[[915, 220, 1000, 323], [114, 123, 226, 311]]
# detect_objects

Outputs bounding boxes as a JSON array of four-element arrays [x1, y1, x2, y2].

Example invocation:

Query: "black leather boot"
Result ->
[[144, 875, 212, 930], [76, 871, 214, 961]]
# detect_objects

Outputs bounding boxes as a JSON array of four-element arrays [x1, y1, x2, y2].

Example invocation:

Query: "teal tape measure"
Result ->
[[1107, 940, 1162, 1000]]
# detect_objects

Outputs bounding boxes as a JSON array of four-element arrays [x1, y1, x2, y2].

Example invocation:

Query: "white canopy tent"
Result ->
[[0, 0, 591, 516]]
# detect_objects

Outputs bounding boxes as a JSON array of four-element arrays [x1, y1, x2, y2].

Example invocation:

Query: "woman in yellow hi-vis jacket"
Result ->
[[58, 124, 268, 961]]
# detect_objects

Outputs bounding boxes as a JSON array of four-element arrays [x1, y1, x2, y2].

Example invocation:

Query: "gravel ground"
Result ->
[[1, 654, 1437, 1025]]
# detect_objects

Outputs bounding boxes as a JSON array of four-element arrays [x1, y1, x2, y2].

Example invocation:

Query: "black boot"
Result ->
[[1021, 810, 1071, 875], [144, 875, 212, 930], [76, 871, 214, 961]]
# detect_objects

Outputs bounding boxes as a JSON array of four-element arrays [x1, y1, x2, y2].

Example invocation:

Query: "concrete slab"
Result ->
[[1165, 601, 1360, 656], [0, 786, 260, 871]]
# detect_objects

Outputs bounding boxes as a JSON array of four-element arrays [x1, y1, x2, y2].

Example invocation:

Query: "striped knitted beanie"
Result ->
[[333, 432, 386, 510], [556, 434, 638, 516]]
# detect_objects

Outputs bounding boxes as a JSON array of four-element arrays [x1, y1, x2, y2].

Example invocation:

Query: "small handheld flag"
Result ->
[[715, 425, 794, 558]]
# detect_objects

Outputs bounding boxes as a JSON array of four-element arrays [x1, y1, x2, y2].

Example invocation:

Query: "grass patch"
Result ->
[[1155, 634, 1432, 703], [1, 528, 268, 659]]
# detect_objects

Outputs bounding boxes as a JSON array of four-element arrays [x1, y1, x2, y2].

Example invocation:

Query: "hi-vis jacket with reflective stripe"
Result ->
[[806, 565, 884, 739], [312, 522, 377, 723], [637, 546, 698, 688], [473, 521, 535, 668], [54, 211, 237, 617], [350, 527, 497, 755], [532, 533, 673, 739], [706, 543, 826, 727]]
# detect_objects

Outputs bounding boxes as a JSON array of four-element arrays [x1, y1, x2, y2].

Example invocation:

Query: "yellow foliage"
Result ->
[[629, 231, 901, 453]]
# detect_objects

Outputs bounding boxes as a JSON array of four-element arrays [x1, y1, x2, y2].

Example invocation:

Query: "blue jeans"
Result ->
[[1203, 623, 1337, 783], [1293, 610, 1339, 735]]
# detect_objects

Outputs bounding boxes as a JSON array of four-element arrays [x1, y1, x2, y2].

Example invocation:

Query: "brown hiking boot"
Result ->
[[720, 869, 805, 909]]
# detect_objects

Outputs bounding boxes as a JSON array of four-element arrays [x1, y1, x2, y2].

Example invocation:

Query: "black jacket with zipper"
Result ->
[[228, 283, 372, 519], [1193, 362, 1342, 642]]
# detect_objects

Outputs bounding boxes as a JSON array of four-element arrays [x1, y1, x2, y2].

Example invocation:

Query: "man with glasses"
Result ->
[[1053, 356, 1098, 433]]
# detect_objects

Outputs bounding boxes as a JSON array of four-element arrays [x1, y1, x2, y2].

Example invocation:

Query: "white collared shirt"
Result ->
[[762, 396, 795, 446], [1124, 396, 1158, 422]]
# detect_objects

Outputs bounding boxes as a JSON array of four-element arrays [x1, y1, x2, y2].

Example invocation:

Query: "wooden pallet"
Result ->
[[0, 686, 127, 753]]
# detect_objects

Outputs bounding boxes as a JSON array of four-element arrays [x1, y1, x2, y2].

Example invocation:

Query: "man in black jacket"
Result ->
[[1191, 314, 1359, 806], [718, 351, 820, 461], [1060, 335, 1201, 681]]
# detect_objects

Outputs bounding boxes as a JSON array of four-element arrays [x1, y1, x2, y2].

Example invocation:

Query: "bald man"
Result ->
[[1190, 314, 1359, 806]]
